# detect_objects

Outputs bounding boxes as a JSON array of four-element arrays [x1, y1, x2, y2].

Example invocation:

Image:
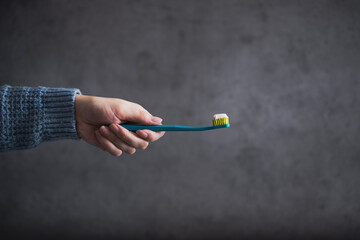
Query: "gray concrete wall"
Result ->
[[0, 0, 360, 239]]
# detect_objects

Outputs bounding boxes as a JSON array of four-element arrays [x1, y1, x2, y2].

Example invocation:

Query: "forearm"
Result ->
[[0, 85, 81, 152]]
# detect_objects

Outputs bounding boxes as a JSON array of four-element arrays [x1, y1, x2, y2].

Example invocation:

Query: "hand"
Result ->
[[74, 95, 165, 156]]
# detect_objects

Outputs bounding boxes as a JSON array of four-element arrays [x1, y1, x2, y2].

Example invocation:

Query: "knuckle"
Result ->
[[118, 127, 130, 140], [133, 103, 144, 112], [117, 125, 126, 134], [120, 125, 132, 137], [139, 110, 148, 121], [135, 103, 147, 113]]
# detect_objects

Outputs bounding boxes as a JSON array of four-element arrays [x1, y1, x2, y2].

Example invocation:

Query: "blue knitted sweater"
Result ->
[[0, 85, 81, 152]]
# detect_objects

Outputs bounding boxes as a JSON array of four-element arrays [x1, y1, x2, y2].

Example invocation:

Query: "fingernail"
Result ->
[[100, 126, 110, 136], [137, 130, 148, 138], [151, 116, 163, 123]]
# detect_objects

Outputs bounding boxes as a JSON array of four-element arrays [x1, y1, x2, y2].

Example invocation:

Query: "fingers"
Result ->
[[95, 130, 122, 157], [136, 129, 165, 142], [121, 102, 163, 125], [96, 124, 149, 156], [96, 123, 165, 157], [108, 124, 149, 150]]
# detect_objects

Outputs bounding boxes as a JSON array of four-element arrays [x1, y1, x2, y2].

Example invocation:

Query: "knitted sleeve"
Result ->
[[0, 85, 81, 152]]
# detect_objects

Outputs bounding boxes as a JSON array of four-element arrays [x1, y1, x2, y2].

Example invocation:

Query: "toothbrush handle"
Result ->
[[120, 124, 230, 131]]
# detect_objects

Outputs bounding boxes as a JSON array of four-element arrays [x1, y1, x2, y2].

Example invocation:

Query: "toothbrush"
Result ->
[[120, 113, 230, 131]]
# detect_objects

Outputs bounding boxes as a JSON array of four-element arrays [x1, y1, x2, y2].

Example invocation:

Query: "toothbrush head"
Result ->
[[212, 113, 229, 126]]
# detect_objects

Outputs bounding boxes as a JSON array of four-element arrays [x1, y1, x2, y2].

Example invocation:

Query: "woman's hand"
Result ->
[[75, 95, 165, 156]]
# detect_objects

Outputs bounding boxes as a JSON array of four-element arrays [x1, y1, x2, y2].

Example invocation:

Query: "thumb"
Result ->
[[125, 103, 163, 125]]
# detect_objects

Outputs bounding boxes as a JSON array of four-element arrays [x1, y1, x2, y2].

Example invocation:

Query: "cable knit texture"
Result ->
[[0, 85, 81, 152]]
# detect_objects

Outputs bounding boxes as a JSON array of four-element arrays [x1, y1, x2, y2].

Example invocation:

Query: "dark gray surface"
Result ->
[[1, 0, 360, 239]]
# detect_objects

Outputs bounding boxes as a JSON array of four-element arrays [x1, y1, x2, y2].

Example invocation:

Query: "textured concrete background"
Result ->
[[1, 0, 360, 239]]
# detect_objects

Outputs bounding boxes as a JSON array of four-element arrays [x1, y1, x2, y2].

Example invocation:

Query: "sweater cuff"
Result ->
[[42, 87, 81, 141]]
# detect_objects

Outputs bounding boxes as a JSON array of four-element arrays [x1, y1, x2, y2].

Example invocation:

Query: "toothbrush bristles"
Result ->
[[212, 113, 229, 126]]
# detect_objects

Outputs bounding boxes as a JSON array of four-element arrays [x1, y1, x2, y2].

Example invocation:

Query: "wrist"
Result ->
[[75, 94, 91, 117], [75, 94, 87, 138]]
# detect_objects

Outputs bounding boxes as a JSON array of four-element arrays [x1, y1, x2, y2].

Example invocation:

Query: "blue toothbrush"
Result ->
[[120, 113, 230, 132]]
